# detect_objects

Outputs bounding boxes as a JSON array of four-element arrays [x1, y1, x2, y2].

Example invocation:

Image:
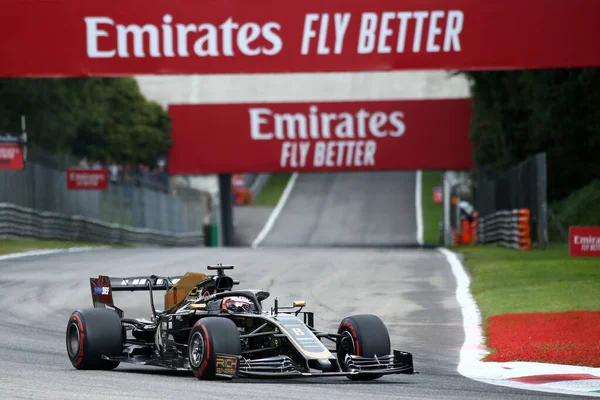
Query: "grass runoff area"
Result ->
[[460, 244, 600, 367], [0, 238, 122, 256], [253, 173, 292, 206], [458, 244, 600, 318], [420, 171, 600, 366], [420, 170, 600, 316]]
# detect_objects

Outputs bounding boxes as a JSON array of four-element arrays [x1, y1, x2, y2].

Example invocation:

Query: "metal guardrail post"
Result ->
[[109, 185, 116, 224], [132, 186, 139, 228], [160, 193, 168, 232], [536, 153, 549, 246], [119, 184, 125, 226], [212, 191, 221, 247], [442, 171, 452, 247], [218, 174, 234, 246]]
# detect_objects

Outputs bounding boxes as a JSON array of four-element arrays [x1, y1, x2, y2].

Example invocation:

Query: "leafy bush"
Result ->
[[0, 77, 171, 165], [549, 180, 600, 241], [461, 68, 600, 202]]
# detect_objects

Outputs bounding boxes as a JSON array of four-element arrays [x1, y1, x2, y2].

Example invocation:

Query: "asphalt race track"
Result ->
[[0, 171, 587, 399], [259, 172, 419, 247]]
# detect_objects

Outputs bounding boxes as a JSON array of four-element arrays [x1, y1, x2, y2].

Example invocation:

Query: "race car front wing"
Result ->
[[237, 349, 415, 378], [101, 348, 415, 379]]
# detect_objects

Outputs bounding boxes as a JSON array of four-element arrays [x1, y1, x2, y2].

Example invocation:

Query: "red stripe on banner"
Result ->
[[509, 374, 600, 385], [166, 98, 473, 174], [1, 0, 600, 77]]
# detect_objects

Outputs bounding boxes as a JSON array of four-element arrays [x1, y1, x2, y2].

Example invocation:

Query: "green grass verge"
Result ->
[[421, 171, 444, 244], [253, 173, 292, 206], [0, 238, 119, 256], [457, 244, 600, 320]]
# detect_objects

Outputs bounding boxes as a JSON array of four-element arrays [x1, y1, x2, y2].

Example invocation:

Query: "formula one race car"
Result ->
[[65, 264, 415, 380]]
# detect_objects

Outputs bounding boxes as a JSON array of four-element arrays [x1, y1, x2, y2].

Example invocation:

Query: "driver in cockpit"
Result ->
[[220, 296, 253, 314]]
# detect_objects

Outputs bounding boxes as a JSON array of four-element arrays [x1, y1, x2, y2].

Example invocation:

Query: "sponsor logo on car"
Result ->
[[93, 285, 110, 295]]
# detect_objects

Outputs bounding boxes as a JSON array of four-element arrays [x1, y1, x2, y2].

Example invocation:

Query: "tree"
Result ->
[[0, 77, 172, 166], [0, 78, 82, 152], [461, 68, 600, 201]]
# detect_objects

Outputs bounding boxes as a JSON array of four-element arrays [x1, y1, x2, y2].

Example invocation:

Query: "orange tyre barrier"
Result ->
[[470, 218, 478, 245], [461, 218, 471, 245], [476, 208, 531, 250], [244, 189, 253, 205]]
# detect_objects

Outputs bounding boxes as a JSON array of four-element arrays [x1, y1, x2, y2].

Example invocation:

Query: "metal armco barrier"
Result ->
[[0, 203, 203, 246], [476, 208, 531, 250], [0, 151, 210, 246]]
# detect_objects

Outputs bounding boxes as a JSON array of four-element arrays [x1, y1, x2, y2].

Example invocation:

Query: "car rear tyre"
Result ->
[[336, 314, 391, 381], [66, 308, 122, 370], [188, 317, 241, 380]]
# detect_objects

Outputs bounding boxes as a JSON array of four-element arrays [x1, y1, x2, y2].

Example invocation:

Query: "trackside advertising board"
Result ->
[[66, 169, 108, 190], [1, 0, 599, 77], [0, 143, 24, 170], [167, 99, 472, 174], [569, 226, 600, 257]]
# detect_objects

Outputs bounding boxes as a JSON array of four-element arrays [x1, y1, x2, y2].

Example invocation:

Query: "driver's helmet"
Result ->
[[220, 296, 252, 314]]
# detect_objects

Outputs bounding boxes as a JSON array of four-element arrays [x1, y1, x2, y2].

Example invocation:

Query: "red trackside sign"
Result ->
[[167, 99, 473, 174], [66, 169, 109, 190], [0, 144, 25, 170], [1, 0, 599, 77], [569, 227, 600, 257]]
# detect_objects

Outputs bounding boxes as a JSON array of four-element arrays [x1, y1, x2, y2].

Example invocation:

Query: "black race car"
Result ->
[[65, 264, 415, 380]]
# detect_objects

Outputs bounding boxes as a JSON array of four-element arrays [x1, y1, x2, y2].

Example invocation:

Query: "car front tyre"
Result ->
[[336, 314, 392, 381], [188, 317, 241, 380]]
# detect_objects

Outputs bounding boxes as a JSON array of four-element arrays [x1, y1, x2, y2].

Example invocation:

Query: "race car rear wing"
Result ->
[[90, 267, 242, 318], [90, 274, 182, 318], [98, 275, 183, 292]]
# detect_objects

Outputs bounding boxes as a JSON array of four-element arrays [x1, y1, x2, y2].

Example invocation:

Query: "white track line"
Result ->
[[415, 170, 424, 245], [437, 247, 487, 371], [0, 246, 106, 261], [251, 172, 299, 249], [438, 247, 600, 397]]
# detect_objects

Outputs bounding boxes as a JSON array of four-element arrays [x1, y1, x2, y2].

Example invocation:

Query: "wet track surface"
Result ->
[[0, 171, 588, 399]]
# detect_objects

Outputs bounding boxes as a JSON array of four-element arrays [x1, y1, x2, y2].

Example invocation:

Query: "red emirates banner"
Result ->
[[0, 143, 25, 170], [569, 227, 600, 257], [1, 0, 599, 77], [66, 169, 109, 190], [167, 98, 473, 174]]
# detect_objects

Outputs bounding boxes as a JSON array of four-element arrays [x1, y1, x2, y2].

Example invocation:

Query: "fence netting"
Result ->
[[473, 152, 548, 246], [0, 149, 209, 244]]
